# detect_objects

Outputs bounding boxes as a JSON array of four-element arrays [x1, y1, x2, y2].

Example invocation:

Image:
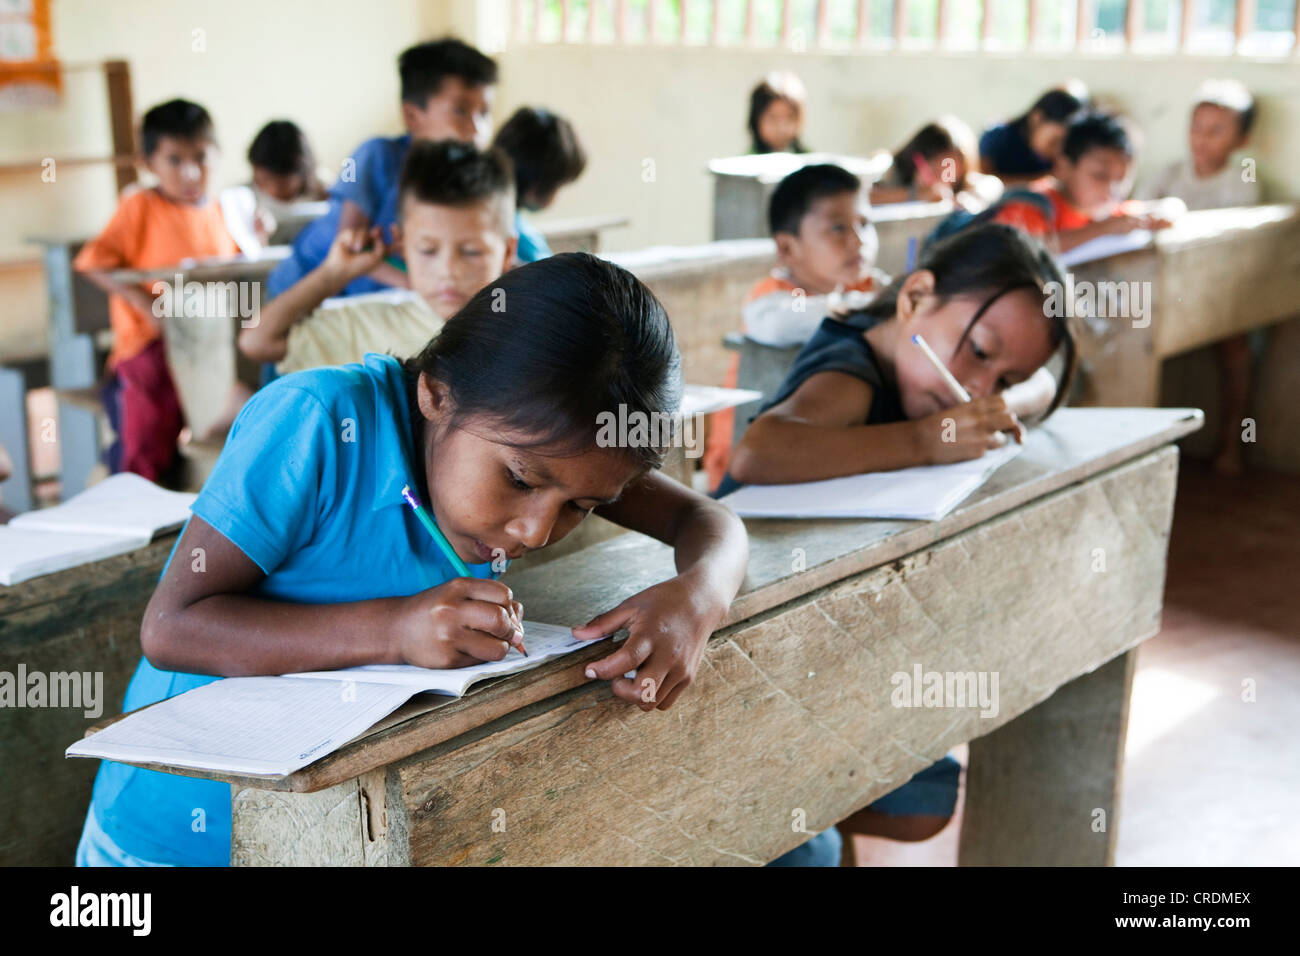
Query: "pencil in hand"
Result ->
[[401, 484, 528, 656]]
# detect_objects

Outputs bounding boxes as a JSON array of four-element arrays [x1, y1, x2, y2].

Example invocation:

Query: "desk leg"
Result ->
[[0, 367, 32, 512], [50, 336, 101, 498], [231, 769, 391, 866], [958, 650, 1137, 866]]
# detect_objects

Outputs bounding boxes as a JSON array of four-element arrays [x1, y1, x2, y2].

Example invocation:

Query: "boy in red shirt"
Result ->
[[75, 99, 241, 483], [992, 111, 1172, 254]]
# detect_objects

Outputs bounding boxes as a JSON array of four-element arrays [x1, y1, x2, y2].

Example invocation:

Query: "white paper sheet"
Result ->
[[1057, 230, 1153, 267], [719, 444, 1023, 521], [679, 385, 764, 419], [8, 473, 195, 540], [0, 526, 150, 586]]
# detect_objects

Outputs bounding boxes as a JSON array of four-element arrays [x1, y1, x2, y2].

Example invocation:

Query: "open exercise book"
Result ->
[[66, 622, 596, 778], [720, 443, 1022, 521], [0, 473, 196, 585]]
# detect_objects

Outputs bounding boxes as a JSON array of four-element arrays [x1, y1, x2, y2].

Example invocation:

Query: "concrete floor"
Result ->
[[850, 460, 1300, 866]]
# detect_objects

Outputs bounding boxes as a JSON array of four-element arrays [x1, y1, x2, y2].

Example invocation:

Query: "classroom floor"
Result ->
[[849, 459, 1300, 867]]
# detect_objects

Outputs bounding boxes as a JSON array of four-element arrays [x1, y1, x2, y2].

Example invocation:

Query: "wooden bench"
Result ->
[[74, 407, 1200, 865]]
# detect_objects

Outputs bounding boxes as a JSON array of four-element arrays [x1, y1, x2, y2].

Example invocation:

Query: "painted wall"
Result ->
[[2, 0, 1297, 359], [495, 43, 1300, 252]]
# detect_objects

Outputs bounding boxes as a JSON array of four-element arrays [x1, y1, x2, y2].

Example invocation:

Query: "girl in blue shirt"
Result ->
[[76, 252, 748, 866]]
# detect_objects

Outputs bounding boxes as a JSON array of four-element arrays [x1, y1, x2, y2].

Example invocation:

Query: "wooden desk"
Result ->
[[78, 407, 1199, 865], [29, 240, 289, 496], [1, 534, 177, 865], [708, 153, 946, 275], [536, 214, 628, 255], [1069, 204, 1300, 471]]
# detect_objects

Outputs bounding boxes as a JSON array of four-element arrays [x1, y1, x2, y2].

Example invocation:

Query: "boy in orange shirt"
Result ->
[[704, 163, 886, 490], [992, 111, 1172, 254], [75, 99, 242, 484]]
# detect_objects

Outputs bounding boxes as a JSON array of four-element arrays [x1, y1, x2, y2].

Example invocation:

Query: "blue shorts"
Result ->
[[767, 755, 961, 866], [75, 808, 173, 867]]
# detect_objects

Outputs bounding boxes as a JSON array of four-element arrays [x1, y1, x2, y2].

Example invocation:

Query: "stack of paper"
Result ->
[[720, 444, 1022, 521], [1, 473, 196, 586], [66, 622, 598, 777]]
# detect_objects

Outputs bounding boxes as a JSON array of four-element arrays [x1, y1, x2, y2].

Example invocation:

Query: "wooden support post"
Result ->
[[960, 651, 1137, 866], [103, 60, 135, 193]]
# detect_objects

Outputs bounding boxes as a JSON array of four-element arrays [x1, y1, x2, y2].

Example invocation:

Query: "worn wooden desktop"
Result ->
[[1069, 203, 1300, 471], [73, 407, 1200, 865]]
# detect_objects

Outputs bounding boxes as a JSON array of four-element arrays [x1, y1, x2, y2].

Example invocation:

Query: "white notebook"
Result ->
[[66, 622, 600, 777], [1, 474, 196, 586], [720, 444, 1022, 521]]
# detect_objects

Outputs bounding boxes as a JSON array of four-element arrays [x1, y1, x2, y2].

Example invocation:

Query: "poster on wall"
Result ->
[[0, 0, 60, 111]]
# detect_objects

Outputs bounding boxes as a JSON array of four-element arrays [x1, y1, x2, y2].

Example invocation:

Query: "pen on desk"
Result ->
[[910, 333, 1023, 444], [400, 484, 527, 656]]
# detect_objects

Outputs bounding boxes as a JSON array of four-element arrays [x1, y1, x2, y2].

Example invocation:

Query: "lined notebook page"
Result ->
[[67, 622, 599, 777], [720, 444, 1022, 521], [66, 677, 415, 777], [285, 622, 589, 695]]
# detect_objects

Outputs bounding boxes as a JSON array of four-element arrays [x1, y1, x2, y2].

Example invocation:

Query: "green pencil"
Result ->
[[400, 484, 526, 655]]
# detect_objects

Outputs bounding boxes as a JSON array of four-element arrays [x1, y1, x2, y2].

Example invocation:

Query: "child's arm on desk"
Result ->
[[141, 514, 524, 675], [731, 371, 1019, 485], [1052, 208, 1174, 253], [239, 226, 386, 362], [573, 470, 748, 712]]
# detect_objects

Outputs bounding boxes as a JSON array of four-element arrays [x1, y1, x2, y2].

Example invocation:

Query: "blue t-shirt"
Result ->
[[267, 134, 412, 299], [714, 312, 902, 499], [82, 353, 501, 866], [514, 212, 552, 264], [978, 121, 1051, 178]]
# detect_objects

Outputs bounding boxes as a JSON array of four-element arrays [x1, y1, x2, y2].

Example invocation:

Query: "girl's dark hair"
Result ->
[[748, 71, 808, 154], [889, 115, 977, 189], [491, 107, 587, 209], [247, 120, 315, 180], [402, 253, 682, 469], [855, 223, 1078, 415], [1013, 85, 1089, 132]]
